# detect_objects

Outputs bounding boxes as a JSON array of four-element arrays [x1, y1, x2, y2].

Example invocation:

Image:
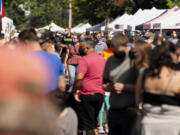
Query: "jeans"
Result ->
[[68, 64, 78, 92], [98, 95, 110, 126]]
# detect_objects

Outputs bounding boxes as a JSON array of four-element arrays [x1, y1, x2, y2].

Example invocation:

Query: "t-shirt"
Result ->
[[67, 44, 81, 65], [56, 107, 78, 135], [168, 38, 179, 45], [102, 48, 114, 59], [94, 42, 108, 54], [77, 52, 106, 95], [32, 51, 65, 92], [103, 56, 138, 110], [61, 35, 74, 63]]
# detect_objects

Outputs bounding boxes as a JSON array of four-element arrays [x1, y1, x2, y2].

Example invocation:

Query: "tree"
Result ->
[[166, 0, 180, 8], [4, 0, 179, 30], [4, 0, 28, 30], [72, 0, 170, 26], [4, 0, 69, 30], [23, 0, 69, 28]]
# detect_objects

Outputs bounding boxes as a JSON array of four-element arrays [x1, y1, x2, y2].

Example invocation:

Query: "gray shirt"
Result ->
[[56, 107, 78, 135]]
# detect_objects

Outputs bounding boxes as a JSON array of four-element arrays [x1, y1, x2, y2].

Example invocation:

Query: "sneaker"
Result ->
[[105, 124, 109, 133], [98, 127, 105, 134]]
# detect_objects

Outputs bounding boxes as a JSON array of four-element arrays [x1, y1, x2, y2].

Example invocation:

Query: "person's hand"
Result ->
[[64, 63, 67, 69], [103, 83, 113, 92], [113, 83, 124, 94], [74, 90, 81, 102]]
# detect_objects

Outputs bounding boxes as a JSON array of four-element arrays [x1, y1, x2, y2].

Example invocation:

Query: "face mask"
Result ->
[[52, 45, 55, 52], [129, 49, 136, 59], [73, 39, 78, 43], [114, 51, 126, 59], [96, 37, 101, 41], [79, 47, 86, 56], [145, 39, 152, 44], [174, 34, 177, 38]]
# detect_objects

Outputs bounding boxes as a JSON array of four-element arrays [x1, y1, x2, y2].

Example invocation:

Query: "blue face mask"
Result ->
[[96, 36, 101, 41]]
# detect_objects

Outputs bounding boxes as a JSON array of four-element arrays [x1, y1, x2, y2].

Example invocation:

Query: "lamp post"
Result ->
[[68, 0, 72, 29]]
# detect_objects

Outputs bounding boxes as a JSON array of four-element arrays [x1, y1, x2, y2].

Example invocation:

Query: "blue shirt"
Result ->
[[94, 42, 108, 53], [129, 43, 133, 48], [32, 51, 64, 92]]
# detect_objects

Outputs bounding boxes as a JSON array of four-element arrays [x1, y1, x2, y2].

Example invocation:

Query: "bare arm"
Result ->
[[59, 44, 67, 48], [135, 72, 144, 107], [64, 48, 69, 65], [72, 73, 85, 94], [57, 76, 66, 92], [72, 73, 85, 102]]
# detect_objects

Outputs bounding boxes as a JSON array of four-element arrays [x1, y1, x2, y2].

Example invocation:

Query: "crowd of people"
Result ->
[[0, 28, 180, 135]]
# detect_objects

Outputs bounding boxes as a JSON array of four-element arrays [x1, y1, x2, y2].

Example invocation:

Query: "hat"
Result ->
[[144, 32, 155, 38]]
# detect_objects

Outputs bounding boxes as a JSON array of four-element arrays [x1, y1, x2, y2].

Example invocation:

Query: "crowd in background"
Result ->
[[0, 28, 180, 135]]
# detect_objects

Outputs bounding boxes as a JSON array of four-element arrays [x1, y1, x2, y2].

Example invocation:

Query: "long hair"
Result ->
[[133, 40, 152, 70], [147, 44, 176, 78]]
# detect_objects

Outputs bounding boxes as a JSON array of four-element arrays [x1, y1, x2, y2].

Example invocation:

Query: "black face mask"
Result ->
[[129, 49, 136, 60], [114, 51, 126, 59], [79, 47, 86, 56]]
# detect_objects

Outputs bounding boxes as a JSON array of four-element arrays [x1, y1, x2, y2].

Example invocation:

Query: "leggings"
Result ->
[[98, 95, 110, 126]]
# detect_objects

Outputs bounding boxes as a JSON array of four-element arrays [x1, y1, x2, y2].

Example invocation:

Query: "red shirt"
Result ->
[[77, 52, 106, 95], [67, 44, 81, 65]]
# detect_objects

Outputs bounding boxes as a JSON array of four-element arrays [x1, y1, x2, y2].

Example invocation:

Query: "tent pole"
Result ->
[[68, 0, 72, 29], [160, 23, 162, 34]]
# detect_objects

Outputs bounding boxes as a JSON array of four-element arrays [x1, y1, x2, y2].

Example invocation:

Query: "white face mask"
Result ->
[[51, 45, 55, 52], [145, 39, 153, 44], [174, 34, 177, 38]]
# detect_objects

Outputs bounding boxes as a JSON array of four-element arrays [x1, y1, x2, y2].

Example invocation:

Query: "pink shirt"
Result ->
[[67, 44, 81, 65], [77, 52, 106, 95]]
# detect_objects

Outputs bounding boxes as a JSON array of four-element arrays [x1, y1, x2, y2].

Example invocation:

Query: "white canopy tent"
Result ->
[[48, 23, 65, 32], [2, 17, 16, 34], [71, 23, 86, 33], [101, 13, 133, 31], [143, 6, 180, 30], [151, 8, 180, 30], [36, 23, 65, 32], [127, 7, 166, 31], [100, 8, 167, 31], [71, 23, 92, 33], [164, 23, 180, 29], [112, 9, 143, 31], [86, 21, 105, 32]]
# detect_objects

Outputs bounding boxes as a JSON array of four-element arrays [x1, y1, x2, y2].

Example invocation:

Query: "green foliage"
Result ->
[[4, 0, 69, 30], [166, 0, 180, 8], [72, 0, 171, 26], [24, 0, 69, 28], [4, 0, 27, 30], [3, 0, 180, 30]]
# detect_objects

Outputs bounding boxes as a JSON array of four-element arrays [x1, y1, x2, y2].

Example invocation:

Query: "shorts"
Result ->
[[76, 93, 104, 130]]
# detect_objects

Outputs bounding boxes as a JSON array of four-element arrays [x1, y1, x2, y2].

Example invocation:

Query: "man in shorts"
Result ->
[[73, 38, 106, 135]]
